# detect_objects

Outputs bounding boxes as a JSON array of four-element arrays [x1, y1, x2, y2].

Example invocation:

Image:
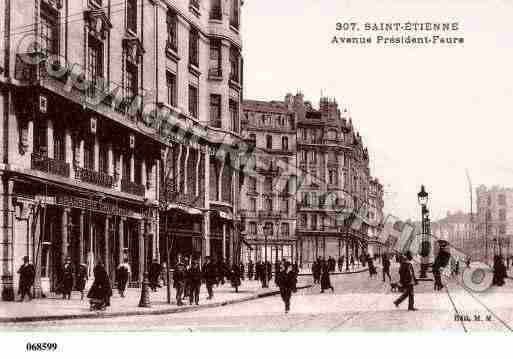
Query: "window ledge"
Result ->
[[189, 63, 201, 77], [209, 19, 223, 24], [229, 24, 240, 33], [189, 5, 201, 18], [229, 79, 242, 91], [165, 43, 180, 61]]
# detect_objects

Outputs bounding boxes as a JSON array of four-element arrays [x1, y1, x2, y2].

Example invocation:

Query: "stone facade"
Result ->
[[241, 94, 384, 267], [0, 0, 244, 300]]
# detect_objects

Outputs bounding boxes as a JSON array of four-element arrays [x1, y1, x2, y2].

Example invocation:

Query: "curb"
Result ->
[[297, 267, 374, 277], [0, 284, 312, 324]]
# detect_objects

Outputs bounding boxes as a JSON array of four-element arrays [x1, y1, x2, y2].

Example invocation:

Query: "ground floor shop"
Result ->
[[0, 176, 158, 301], [241, 241, 296, 264]]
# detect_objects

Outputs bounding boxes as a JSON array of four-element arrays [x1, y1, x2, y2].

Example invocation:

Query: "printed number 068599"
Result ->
[[26, 343, 58, 351]]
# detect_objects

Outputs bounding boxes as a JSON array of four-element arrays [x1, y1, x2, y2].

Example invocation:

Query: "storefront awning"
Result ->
[[166, 203, 202, 215]]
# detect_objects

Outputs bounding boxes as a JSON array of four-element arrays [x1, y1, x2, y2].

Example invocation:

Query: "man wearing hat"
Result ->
[[393, 251, 418, 311], [61, 257, 74, 300], [17, 256, 35, 302]]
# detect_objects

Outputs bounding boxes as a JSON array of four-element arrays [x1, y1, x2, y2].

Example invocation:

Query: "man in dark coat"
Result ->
[[248, 260, 254, 280], [60, 257, 74, 299], [87, 261, 112, 310], [173, 257, 187, 306], [393, 251, 418, 311], [148, 259, 162, 292], [230, 263, 241, 292], [239, 262, 245, 281], [493, 255, 507, 287], [116, 259, 131, 298], [320, 261, 334, 293], [277, 262, 297, 313], [186, 260, 202, 305], [202, 256, 217, 299], [382, 253, 392, 282], [17, 256, 35, 302], [266, 261, 272, 281], [366, 253, 377, 278], [76, 262, 88, 300], [274, 262, 281, 286]]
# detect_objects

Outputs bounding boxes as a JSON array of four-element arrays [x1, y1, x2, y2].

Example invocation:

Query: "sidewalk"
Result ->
[[0, 278, 311, 324]]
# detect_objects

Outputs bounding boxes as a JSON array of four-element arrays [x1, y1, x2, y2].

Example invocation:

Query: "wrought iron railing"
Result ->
[[258, 210, 282, 219], [121, 178, 145, 197], [75, 167, 114, 188], [31, 153, 70, 178]]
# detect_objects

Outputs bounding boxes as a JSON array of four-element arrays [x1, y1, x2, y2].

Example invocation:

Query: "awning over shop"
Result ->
[[166, 203, 202, 215]]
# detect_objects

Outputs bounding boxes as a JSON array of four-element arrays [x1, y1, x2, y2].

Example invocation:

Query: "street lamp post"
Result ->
[[418, 185, 431, 279], [139, 217, 151, 307]]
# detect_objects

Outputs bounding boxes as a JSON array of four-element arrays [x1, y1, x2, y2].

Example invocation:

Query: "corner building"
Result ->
[[0, 0, 244, 300], [241, 94, 384, 268]]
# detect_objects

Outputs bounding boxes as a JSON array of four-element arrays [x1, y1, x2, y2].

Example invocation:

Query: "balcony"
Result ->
[[209, 119, 222, 128], [75, 167, 114, 188], [208, 68, 222, 80], [239, 210, 257, 218], [121, 178, 145, 197], [258, 210, 282, 219], [210, 6, 222, 20], [31, 153, 70, 178]]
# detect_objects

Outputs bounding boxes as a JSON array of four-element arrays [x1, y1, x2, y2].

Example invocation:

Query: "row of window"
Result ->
[[247, 177, 292, 194], [246, 134, 290, 151], [244, 112, 295, 129], [298, 128, 341, 142], [247, 222, 290, 236], [486, 194, 507, 206], [246, 197, 290, 213], [33, 123, 145, 184], [300, 192, 344, 208]]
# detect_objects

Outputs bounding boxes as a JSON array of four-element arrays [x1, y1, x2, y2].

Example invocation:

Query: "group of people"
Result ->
[[311, 257, 335, 293], [172, 255, 244, 306]]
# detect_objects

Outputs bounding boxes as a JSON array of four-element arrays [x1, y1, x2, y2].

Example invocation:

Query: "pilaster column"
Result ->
[[47, 119, 54, 158], [324, 152, 328, 188], [183, 145, 190, 194], [78, 209, 85, 263], [176, 144, 183, 192], [130, 151, 135, 183], [153, 160, 159, 201], [61, 208, 70, 265], [138, 219, 145, 284], [204, 151, 210, 206], [27, 119, 34, 156], [203, 212, 211, 258], [222, 223, 227, 261], [0, 179, 14, 301], [118, 153, 124, 188], [195, 150, 201, 197], [79, 139, 85, 168], [218, 158, 225, 202], [338, 153, 344, 188], [94, 134, 99, 172], [118, 217, 125, 265], [65, 128, 73, 178], [141, 159, 147, 195], [107, 143, 114, 176], [104, 215, 110, 273]]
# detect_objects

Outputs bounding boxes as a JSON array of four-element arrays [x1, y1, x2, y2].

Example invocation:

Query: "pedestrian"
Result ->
[[338, 256, 344, 272], [76, 262, 88, 300], [312, 259, 321, 284], [186, 259, 202, 305], [291, 262, 299, 292], [149, 258, 162, 292], [393, 251, 418, 311], [60, 257, 74, 300], [320, 261, 334, 293], [367, 253, 377, 279], [350, 255, 355, 270], [277, 262, 297, 314], [116, 259, 131, 298], [248, 260, 254, 280], [274, 261, 281, 286], [382, 253, 392, 282], [17, 256, 35, 302], [202, 256, 217, 300], [493, 255, 507, 287], [173, 256, 186, 306], [87, 261, 112, 311], [230, 263, 241, 292], [239, 262, 245, 281]]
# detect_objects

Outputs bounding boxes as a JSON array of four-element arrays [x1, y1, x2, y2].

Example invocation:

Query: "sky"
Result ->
[[240, 0, 513, 221]]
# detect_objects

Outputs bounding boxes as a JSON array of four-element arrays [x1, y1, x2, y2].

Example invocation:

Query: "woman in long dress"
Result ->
[[87, 261, 112, 311]]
